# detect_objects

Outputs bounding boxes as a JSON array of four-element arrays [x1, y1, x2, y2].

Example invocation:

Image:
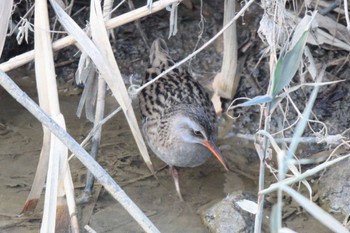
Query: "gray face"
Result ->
[[153, 111, 214, 167], [174, 106, 217, 141]]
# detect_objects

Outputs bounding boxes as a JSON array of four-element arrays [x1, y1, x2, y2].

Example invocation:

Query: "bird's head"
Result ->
[[168, 108, 229, 171]]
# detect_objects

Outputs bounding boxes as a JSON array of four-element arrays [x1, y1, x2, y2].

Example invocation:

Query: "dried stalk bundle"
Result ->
[[215, 0, 238, 99]]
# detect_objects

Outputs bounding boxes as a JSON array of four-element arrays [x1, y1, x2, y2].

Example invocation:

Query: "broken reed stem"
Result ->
[[217, 0, 238, 99], [0, 70, 161, 233], [0, 0, 180, 72], [33, 0, 69, 232]]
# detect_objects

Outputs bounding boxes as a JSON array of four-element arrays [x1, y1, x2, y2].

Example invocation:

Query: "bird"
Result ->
[[139, 38, 228, 201]]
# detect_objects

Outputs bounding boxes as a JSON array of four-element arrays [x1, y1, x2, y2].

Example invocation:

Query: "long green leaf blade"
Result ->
[[272, 31, 309, 96]]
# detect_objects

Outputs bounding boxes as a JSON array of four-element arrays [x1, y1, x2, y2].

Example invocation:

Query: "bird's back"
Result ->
[[139, 39, 216, 125]]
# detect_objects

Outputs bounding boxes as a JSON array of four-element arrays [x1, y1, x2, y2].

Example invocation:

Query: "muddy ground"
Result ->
[[1, 1, 350, 233]]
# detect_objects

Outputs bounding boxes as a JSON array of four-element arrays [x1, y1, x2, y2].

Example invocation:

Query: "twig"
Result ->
[[225, 132, 343, 145], [128, 0, 150, 49]]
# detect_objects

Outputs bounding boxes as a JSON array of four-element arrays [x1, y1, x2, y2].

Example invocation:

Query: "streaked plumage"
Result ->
[[139, 39, 227, 200]]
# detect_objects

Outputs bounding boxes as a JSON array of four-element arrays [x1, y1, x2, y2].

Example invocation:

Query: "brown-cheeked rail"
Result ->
[[139, 38, 228, 201]]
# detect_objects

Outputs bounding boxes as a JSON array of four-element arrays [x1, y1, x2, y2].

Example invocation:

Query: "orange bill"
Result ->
[[202, 140, 229, 171]]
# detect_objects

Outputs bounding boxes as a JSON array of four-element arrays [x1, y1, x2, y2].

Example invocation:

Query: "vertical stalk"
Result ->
[[254, 102, 272, 233]]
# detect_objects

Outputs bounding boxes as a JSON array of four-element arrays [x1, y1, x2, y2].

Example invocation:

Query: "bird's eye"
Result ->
[[193, 129, 203, 138]]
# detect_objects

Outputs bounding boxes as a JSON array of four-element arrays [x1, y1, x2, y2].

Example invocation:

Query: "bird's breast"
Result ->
[[152, 140, 212, 168]]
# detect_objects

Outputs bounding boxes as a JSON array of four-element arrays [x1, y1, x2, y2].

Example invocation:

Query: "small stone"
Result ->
[[199, 192, 256, 233], [319, 157, 350, 216]]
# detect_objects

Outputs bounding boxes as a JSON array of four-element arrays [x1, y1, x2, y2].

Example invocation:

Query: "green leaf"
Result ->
[[272, 31, 309, 96], [238, 95, 273, 106]]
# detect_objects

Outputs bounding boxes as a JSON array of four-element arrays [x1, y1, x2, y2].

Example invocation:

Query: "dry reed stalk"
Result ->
[[80, 0, 113, 202], [214, 0, 238, 99], [55, 196, 70, 233], [0, 1, 13, 57], [20, 130, 50, 214], [64, 163, 80, 233], [0, 0, 181, 72], [96, 0, 154, 172], [35, 13, 60, 233], [28, 0, 77, 232], [34, 2, 60, 230]]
